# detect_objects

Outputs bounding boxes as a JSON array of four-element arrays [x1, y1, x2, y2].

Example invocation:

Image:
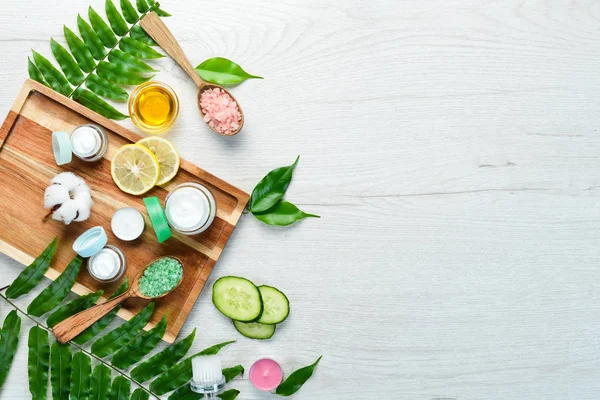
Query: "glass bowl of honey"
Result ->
[[128, 81, 180, 134]]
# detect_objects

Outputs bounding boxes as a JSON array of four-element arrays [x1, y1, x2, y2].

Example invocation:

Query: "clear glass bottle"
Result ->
[[71, 124, 108, 162], [87, 245, 127, 283], [165, 183, 216, 235]]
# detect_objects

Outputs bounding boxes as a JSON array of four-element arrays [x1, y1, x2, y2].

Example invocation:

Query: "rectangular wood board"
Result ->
[[0, 80, 249, 343]]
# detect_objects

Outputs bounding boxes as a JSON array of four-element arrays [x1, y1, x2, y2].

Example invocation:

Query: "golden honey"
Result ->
[[129, 81, 179, 134]]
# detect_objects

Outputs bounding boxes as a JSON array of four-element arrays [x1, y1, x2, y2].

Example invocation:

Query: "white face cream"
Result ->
[[165, 183, 216, 235], [70, 124, 108, 162], [88, 245, 126, 282]]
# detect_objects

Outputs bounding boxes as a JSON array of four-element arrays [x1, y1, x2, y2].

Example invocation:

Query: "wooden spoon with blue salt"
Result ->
[[53, 256, 183, 344]]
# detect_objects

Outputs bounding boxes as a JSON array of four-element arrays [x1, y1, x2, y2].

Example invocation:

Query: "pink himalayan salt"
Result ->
[[199, 87, 242, 135]]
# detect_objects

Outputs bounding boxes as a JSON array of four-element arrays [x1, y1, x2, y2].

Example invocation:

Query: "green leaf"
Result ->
[[222, 365, 244, 383], [109, 376, 130, 400], [90, 364, 111, 400], [154, 8, 171, 17], [136, 0, 149, 13], [91, 302, 155, 358], [111, 315, 167, 369], [150, 340, 235, 395], [120, 0, 139, 24], [130, 328, 195, 383], [47, 290, 104, 328], [6, 237, 57, 299], [74, 89, 129, 120], [130, 26, 156, 46], [106, 0, 129, 36], [77, 15, 106, 60], [32, 50, 71, 96], [130, 388, 149, 400], [86, 74, 129, 102], [89, 6, 118, 48], [0, 311, 21, 389], [64, 26, 96, 73], [70, 352, 91, 400], [50, 341, 72, 400], [275, 356, 322, 397], [254, 200, 320, 226], [28, 57, 49, 86], [195, 57, 262, 86], [119, 37, 164, 59], [73, 279, 129, 345], [218, 389, 240, 400], [249, 156, 299, 213], [108, 49, 157, 72], [50, 38, 84, 85], [97, 61, 152, 85], [27, 256, 82, 317], [28, 326, 50, 400]]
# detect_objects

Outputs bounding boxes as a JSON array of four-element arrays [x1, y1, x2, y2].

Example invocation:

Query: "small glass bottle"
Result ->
[[87, 245, 127, 283], [70, 124, 108, 162], [52, 124, 108, 166], [165, 183, 216, 235]]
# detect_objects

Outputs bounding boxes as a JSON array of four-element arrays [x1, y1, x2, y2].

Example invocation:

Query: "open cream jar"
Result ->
[[164, 183, 216, 235]]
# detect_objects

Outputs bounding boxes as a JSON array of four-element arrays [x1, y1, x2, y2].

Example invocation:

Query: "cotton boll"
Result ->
[[45, 172, 93, 224], [44, 184, 70, 209], [52, 200, 79, 225]]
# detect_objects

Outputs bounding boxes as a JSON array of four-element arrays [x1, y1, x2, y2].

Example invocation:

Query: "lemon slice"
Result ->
[[111, 144, 160, 195], [137, 136, 180, 185]]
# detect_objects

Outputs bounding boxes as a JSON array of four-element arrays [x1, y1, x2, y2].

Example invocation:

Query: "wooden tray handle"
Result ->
[[140, 12, 205, 88], [52, 291, 133, 344]]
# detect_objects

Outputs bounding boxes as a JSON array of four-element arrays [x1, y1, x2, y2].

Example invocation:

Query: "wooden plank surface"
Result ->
[[0, 80, 249, 343], [2, 0, 600, 399]]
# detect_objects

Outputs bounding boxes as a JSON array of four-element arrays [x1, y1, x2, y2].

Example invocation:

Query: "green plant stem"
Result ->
[[68, 5, 158, 99], [0, 289, 160, 399]]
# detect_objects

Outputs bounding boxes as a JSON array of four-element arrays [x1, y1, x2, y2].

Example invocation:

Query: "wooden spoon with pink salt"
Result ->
[[141, 12, 244, 136]]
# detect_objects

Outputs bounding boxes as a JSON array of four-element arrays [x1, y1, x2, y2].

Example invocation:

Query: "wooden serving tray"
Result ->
[[0, 80, 249, 343]]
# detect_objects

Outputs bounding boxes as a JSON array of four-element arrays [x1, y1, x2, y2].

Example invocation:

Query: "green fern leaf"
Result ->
[[129, 25, 156, 46], [120, 0, 139, 24], [154, 8, 171, 17], [119, 36, 164, 59], [86, 74, 129, 101], [64, 26, 96, 73], [106, 0, 129, 36], [50, 38, 84, 85], [136, 0, 149, 13], [97, 61, 152, 85], [77, 15, 106, 60], [28, 57, 48, 86], [31, 50, 71, 96], [89, 6, 118, 48], [108, 49, 156, 72], [90, 364, 111, 400], [74, 89, 128, 120], [130, 388, 149, 400], [50, 341, 72, 400], [69, 352, 91, 400], [109, 376, 131, 400]]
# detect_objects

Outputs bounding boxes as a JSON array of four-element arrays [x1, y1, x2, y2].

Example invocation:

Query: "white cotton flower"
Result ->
[[44, 172, 93, 225]]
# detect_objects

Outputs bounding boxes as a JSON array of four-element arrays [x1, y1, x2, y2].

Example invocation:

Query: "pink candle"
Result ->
[[249, 358, 283, 391]]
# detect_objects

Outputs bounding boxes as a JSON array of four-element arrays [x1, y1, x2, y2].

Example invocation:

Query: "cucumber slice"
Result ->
[[257, 285, 290, 325], [233, 320, 276, 340], [212, 276, 263, 322]]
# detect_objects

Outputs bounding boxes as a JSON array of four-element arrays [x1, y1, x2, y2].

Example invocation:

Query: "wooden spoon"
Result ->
[[52, 256, 183, 344], [140, 12, 244, 136]]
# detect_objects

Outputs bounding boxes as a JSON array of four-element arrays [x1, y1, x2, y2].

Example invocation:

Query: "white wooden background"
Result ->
[[1, 0, 600, 398]]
